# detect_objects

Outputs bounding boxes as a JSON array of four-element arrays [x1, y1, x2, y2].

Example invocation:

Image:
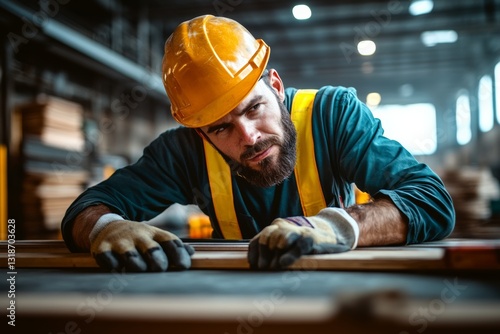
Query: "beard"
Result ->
[[226, 99, 297, 188]]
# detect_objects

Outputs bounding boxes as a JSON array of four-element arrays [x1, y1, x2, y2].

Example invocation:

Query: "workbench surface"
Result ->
[[2, 238, 500, 333]]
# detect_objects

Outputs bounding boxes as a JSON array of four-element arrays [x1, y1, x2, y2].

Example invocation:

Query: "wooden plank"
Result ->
[[444, 246, 500, 269], [190, 248, 447, 270], [0, 239, 249, 252], [183, 240, 249, 251], [0, 239, 71, 253], [2, 239, 500, 270], [13, 292, 500, 334], [17, 293, 334, 321], [16, 292, 500, 322], [0, 247, 446, 270], [8, 252, 97, 268], [5, 238, 500, 252], [408, 239, 500, 248]]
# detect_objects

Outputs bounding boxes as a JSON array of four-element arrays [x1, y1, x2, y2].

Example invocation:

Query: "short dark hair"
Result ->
[[260, 69, 270, 86]]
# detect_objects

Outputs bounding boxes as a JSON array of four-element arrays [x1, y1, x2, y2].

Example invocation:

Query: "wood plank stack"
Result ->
[[21, 95, 86, 151], [441, 167, 500, 238], [18, 95, 89, 239]]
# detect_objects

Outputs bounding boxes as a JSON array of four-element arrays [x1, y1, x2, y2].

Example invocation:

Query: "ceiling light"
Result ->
[[421, 30, 458, 47], [409, 0, 434, 16], [367, 92, 381, 107], [357, 40, 376, 56], [292, 4, 312, 20]]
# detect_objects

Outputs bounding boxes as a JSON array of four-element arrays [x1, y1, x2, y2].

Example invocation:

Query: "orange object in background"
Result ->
[[188, 214, 213, 239], [103, 164, 116, 180], [355, 185, 371, 204]]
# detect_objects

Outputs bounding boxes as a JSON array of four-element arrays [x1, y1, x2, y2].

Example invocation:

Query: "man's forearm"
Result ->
[[71, 204, 112, 252], [346, 197, 408, 247]]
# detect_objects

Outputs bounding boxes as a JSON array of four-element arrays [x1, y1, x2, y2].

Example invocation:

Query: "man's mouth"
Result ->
[[246, 146, 273, 163]]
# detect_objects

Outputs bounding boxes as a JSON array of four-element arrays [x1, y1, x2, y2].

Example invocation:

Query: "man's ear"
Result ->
[[268, 69, 285, 102]]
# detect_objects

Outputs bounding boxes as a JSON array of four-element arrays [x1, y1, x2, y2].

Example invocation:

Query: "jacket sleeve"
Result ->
[[61, 128, 200, 252], [319, 87, 455, 244]]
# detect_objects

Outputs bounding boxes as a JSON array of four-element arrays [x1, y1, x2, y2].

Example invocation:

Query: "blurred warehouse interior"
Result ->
[[1, 0, 500, 240]]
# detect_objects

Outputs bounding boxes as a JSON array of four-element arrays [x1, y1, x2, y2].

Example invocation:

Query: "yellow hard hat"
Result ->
[[162, 15, 270, 128]]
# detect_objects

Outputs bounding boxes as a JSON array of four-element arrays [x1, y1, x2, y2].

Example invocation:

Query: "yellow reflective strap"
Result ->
[[203, 140, 242, 239], [291, 89, 327, 216], [204, 89, 326, 238]]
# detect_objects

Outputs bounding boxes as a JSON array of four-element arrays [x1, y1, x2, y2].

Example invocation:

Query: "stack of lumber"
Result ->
[[18, 95, 89, 239], [441, 167, 500, 238]]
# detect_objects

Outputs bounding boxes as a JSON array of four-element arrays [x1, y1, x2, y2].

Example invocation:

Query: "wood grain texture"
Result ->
[[2, 239, 500, 270]]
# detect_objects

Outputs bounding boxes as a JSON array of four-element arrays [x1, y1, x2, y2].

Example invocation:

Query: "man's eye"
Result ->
[[247, 103, 262, 116], [215, 125, 229, 135], [251, 103, 261, 111]]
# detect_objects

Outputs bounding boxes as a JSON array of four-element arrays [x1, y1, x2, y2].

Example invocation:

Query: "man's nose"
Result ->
[[236, 120, 260, 146]]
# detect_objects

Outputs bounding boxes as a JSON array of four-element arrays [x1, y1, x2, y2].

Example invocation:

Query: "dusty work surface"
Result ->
[[4, 239, 499, 333], [4, 267, 499, 298], [3, 268, 500, 334]]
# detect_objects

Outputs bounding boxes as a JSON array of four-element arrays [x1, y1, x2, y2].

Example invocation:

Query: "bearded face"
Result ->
[[200, 69, 296, 188], [227, 98, 297, 187]]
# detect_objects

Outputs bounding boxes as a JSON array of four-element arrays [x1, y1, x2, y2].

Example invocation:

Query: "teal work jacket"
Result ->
[[61, 86, 455, 251]]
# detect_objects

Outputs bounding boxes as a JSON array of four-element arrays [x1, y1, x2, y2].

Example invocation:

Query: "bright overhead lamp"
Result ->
[[421, 30, 458, 47], [357, 40, 376, 56], [366, 92, 381, 107], [409, 0, 434, 16], [292, 4, 311, 20]]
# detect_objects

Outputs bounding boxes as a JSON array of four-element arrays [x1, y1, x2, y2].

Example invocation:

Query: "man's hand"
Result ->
[[248, 207, 359, 269], [90, 219, 195, 272]]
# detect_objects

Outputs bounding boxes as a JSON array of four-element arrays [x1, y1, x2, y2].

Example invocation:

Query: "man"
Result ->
[[61, 15, 455, 272]]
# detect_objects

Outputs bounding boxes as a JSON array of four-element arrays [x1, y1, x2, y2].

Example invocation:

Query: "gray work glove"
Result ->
[[89, 214, 194, 272], [248, 207, 359, 269]]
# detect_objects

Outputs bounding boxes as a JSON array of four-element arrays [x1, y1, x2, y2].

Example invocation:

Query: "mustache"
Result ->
[[240, 137, 281, 161]]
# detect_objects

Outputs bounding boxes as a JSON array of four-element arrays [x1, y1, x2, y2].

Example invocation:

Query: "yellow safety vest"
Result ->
[[203, 89, 326, 239]]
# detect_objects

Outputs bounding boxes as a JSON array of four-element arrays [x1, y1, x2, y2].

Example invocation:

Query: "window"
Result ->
[[456, 93, 471, 145], [495, 62, 500, 124], [371, 103, 437, 155], [478, 75, 494, 132]]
